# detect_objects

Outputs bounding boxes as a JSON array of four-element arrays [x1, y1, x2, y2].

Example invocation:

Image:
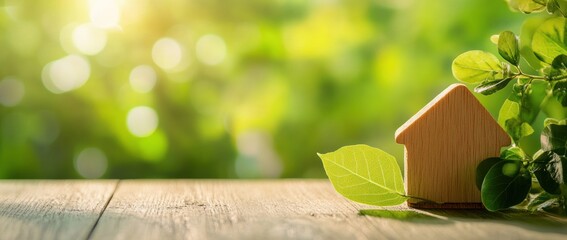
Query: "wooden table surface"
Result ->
[[0, 180, 566, 240]]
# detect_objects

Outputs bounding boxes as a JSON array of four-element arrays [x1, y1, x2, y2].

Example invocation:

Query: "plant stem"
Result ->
[[516, 69, 567, 82]]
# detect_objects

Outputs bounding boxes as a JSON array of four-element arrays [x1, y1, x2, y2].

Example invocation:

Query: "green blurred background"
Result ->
[[0, 0, 530, 179]]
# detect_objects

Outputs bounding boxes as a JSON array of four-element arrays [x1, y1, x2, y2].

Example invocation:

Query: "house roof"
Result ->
[[394, 84, 510, 145]]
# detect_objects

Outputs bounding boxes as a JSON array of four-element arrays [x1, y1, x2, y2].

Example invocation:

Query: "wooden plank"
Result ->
[[0, 180, 117, 240], [91, 180, 567, 240]]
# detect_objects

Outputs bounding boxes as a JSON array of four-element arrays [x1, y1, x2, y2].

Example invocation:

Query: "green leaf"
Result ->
[[501, 146, 528, 161], [452, 50, 503, 83], [532, 149, 566, 195], [476, 157, 502, 190], [541, 123, 567, 151], [505, 118, 535, 141], [520, 18, 547, 70], [505, 0, 547, 13], [498, 99, 534, 142], [498, 99, 529, 142], [547, 0, 559, 13], [546, 0, 567, 17], [544, 118, 567, 127], [552, 54, 567, 70], [317, 145, 407, 206], [481, 160, 532, 211], [557, 0, 567, 17], [548, 55, 567, 78], [474, 78, 514, 95], [490, 35, 500, 45], [553, 81, 567, 107], [533, 149, 545, 161], [498, 31, 520, 66], [532, 17, 567, 64], [498, 99, 521, 127]]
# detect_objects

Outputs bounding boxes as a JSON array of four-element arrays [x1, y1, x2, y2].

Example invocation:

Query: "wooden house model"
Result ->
[[395, 84, 510, 208]]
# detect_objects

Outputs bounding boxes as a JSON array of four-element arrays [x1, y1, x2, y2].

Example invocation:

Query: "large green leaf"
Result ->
[[520, 17, 547, 70], [481, 160, 532, 211], [498, 31, 520, 66], [476, 157, 502, 190], [532, 17, 567, 64], [532, 149, 566, 195], [452, 50, 503, 83], [317, 145, 407, 206]]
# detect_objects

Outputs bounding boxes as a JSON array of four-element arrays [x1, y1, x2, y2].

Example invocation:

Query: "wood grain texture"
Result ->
[[395, 84, 511, 205], [91, 180, 567, 240], [0, 180, 117, 240]]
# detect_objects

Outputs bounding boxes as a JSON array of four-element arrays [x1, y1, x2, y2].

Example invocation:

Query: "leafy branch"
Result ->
[[452, 0, 567, 215]]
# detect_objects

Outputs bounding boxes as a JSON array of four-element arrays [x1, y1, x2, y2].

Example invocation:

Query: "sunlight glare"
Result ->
[[88, 0, 120, 29]]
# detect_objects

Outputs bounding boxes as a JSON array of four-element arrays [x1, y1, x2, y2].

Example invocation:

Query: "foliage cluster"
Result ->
[[452, 0, 567, 214]]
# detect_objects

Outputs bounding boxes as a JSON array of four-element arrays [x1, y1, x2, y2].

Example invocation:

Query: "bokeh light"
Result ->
[[75, 147, 108, 178], [126, 106, 159, 137], [41, 55, 91, 94], [129, 65, 157, 93], [0, 78, 25, 107], [152, 38, 184, 71], [196, 34, 227, 66], [88, 0, 121, 29], [72, 23, 107, 55]]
